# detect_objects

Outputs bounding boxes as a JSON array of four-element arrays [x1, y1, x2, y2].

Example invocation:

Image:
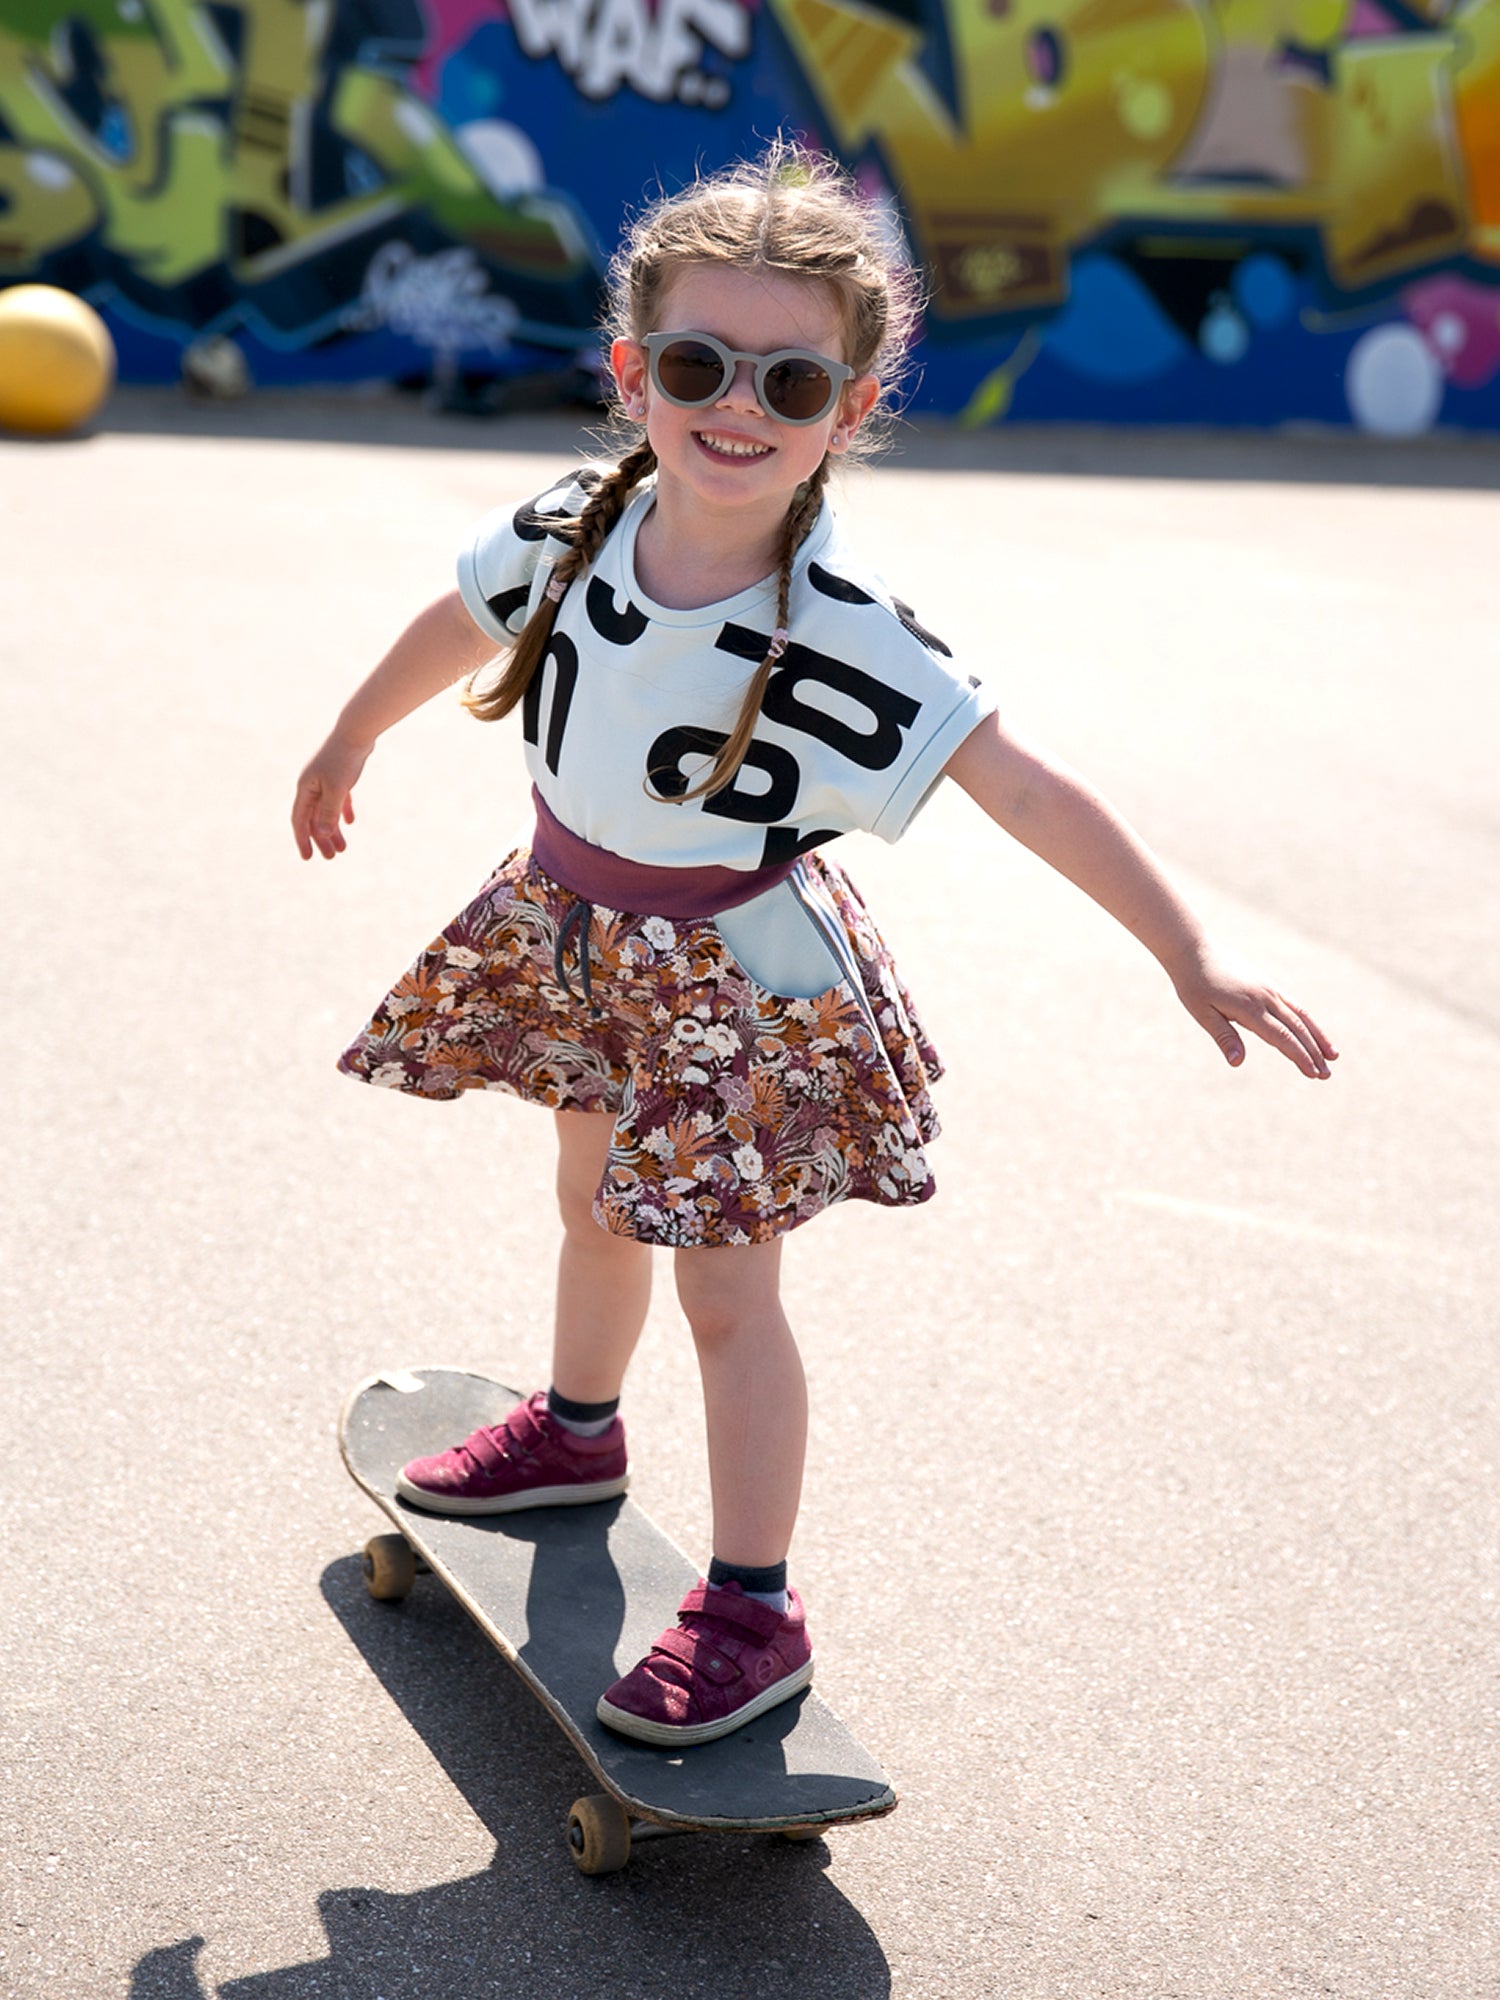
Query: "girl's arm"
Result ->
[[292, 589, 497, 861], [945, 713, 1337, 1078]]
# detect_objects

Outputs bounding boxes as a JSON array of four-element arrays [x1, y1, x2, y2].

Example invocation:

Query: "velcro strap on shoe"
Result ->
[[461, 1426, 509, 1475], [678, 1584, 783, 1643], [655, 1628, 740, 1685], [504, 1401, 546, 1454]]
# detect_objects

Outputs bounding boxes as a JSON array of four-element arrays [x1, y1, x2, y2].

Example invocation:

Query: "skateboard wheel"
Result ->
[[567, 1794, 632, 1875], [779, 1825, 823, 1842], [362, 1534, 417, 1601]]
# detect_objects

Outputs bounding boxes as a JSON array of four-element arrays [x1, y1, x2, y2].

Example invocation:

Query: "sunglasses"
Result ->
[[641, 330, 855, 427]]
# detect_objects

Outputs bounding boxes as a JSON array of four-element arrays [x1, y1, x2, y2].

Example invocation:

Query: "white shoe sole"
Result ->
[[394, 1472, 629, 1516], [595, 1655, 814, 1746]]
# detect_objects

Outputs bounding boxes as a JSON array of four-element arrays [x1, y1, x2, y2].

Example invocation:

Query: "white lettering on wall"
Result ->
[[345, 244, 519, 356], [507, 0, 749, 106]]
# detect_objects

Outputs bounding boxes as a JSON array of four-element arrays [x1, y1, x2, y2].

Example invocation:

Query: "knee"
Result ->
[[674, 1246, 781, 1347], [678, 1287, 741, 1349], [555, 1154, 609, 1246]]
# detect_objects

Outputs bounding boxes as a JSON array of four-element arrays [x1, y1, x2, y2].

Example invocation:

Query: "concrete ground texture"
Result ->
[[3, 397, 1496, 1999]]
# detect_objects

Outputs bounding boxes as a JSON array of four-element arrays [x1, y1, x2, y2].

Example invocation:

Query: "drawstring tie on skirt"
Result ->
[[554, 899, 601, 1016]]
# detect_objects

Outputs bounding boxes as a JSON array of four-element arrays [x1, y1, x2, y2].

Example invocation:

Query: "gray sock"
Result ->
[[547, 1386, 619, 1438], [707, 1556, 789, 1616]]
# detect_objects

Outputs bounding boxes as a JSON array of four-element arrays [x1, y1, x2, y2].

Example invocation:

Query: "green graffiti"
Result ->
[[0, 0, 598, 351]]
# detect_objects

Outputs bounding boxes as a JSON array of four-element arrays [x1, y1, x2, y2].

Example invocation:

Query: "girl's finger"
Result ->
[[1249, 1002, 1330, 1078], [1288, 1001, 1338, 1062], [292, 784, 317, 860], [1267, 996, 1336, 1076], [1194, 1006, 1245, 1066]]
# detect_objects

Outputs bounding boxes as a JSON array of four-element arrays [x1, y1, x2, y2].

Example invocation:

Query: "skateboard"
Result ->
[[338, 1366, 897, 1873]]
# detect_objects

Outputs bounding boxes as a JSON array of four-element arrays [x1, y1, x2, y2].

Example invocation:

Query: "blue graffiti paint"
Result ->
[[1200, 297, 1251, 365], [437, 25, 510, 123], [1042, 257, 1186, 384], [1233, 254, 1297, 331], [97, 103, 133, 162]]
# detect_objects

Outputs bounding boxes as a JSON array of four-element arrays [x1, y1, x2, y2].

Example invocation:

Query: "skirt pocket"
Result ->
[[710, 877, 846, 1001]]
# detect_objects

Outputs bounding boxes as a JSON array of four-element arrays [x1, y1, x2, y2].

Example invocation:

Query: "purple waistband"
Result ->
[[529, 789, 796, 919]]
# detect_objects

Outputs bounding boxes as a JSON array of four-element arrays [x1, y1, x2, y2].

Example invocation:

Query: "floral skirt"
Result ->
[[337, 847, 943, 1248]]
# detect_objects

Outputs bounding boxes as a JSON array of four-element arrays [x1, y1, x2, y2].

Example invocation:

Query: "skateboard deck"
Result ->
[[338, 1367, 897, 1872]]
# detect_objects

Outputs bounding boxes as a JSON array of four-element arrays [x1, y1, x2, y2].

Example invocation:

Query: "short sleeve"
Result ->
[[866, 667, 994, 842], [780, 548, 997, 847], [456, 466, 606, 643]]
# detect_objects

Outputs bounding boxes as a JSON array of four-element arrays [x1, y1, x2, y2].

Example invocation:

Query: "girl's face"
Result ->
[[610, 263, 880, 534]]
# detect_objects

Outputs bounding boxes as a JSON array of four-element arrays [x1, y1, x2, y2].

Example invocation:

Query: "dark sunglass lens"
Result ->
[[655, 340, 727, 404], [764, 356, 833, 421]]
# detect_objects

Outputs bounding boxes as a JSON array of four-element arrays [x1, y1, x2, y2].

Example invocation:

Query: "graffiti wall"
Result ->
[[3, 0, 1499, 429]]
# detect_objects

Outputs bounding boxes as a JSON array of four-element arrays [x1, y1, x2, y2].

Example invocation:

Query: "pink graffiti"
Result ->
[[1405, 274, 1500, 391], [1345, 0, 1402, 37], [409, 0, 505, 95]]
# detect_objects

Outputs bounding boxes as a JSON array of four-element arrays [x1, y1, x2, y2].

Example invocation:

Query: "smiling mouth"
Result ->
[[695, 431, 773, 461]]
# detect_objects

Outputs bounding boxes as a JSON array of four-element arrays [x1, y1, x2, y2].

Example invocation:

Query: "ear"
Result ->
[[828, 373, 881, 454], [611, 337, 648, 416]]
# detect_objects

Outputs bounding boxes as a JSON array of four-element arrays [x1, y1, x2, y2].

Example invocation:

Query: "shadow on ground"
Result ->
[[24, 387, 1500, 491], [127, 1557, 891, 2000]]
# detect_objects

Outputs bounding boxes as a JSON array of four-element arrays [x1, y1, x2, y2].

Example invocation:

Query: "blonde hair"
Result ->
[[463, 141, 921, 800]]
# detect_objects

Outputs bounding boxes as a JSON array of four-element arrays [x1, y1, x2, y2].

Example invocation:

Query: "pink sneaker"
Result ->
[[396, 1392, 628, 1516], [596, 1581, 814, 1746]]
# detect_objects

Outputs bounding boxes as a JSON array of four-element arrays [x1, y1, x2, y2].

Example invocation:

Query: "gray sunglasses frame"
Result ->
[[641, 330, 855, 427]]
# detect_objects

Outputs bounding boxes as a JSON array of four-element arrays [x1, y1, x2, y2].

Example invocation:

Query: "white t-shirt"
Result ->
[[457, 467, 996, 875]]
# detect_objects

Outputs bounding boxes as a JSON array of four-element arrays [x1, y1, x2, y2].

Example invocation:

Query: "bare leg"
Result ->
[[551, 1110, 652, 1404], [673, 1239, 806, 1569]]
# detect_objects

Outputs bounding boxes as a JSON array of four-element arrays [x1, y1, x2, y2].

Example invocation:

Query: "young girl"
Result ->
[[293, 145, 1335, 1750]]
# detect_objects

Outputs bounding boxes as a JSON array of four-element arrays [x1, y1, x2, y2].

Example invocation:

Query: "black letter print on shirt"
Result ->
[[646, 727, 801, 823], [486, 583, 531, 632], [512, 467, 602, 543], [586, 576, 649, 646], [811, 563, 952, 655], [522, 633, 579, 775], [646, 724, 841, 868], [807, 561, 874, 606], [717, 624, 921, 770]]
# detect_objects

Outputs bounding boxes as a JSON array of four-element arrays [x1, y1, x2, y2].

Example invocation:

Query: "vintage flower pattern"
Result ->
[[338, 848, 943, 1247]]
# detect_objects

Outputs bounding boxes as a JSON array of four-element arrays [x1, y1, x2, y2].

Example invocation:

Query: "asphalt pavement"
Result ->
[[3, 394, 1497, 1998]]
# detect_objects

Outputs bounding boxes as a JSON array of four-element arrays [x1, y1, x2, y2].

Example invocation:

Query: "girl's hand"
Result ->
[[292, 732, 372, 860], [1169, 947, 1338, 1079], [289, 590, 498, 862]]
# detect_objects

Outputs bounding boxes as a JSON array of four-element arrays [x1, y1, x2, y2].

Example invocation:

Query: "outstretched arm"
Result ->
[[944, 713, 1337, 1078], [292, 590, 496, 861]]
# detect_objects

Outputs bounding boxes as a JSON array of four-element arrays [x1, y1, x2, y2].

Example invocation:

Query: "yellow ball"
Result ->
[[0, 284, 116, 437]]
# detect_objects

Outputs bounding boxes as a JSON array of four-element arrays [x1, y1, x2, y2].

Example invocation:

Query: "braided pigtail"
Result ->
[[462, 440, 659, 723], [671, 454, 833, 803]]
